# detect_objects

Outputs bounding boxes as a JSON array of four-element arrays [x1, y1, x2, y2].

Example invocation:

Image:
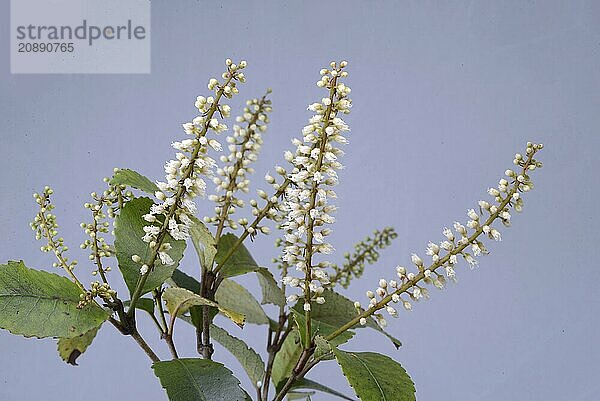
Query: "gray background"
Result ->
[[1, 1, 599, 400]]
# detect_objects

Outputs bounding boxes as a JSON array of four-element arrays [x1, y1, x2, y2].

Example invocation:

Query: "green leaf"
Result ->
[[114, 197, 186, 296], [0, 261, 109, 339], [210, 324, 265, 388], [287, 392, 314, 400], [110, 168, 159, 195], [290, 378, 355, 401], [169, 270, 201, 294], [167, 270, 216, 331], [153, 358, 249, 401], [293, 290, 402, 349], [292, 310, 354, 351], [256, 268, 285, 307], [162, 287, 245, 327], [332, 350, 416, 401], [189, 215, 217, 269], [271, 329, 302, 387], [57, 325, 101, 365], [169, 271, 264, 327], [215, 279, 269, 325], [313, 335, 333, 360], [215, 233, 259, 278], [124, 297, 155, 314]]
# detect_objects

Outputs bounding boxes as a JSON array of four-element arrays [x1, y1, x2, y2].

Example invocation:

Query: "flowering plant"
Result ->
[[0, 59, 543, 401]]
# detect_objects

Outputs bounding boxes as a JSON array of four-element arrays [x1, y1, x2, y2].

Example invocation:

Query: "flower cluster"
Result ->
[[131, 59, 247, 276], [329, 227, 398, 289], [79, 178, 130, 278], [280, 61, 352, 310], [205, 91, 273, 238], [356, 142, 544, 328], [30, 187, 79, 273], [77, 281, 116, 309]]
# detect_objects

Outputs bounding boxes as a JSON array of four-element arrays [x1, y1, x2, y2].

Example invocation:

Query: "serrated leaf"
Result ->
[[57, 325, 100, 365], [215, 234, 259, 278], [162, 287, 245, 327], [210, 324, 265, 388], [293, 289, 402, 349], [256, 268, 285, 307], [289, 378, 355, 401], [114, 197, 186, 296], [215, 279, 269, 325], [313, 336, 333, 360], [0, 261, 109, 339], [110, 168, 159, 195], [189, 215, 217, 269], [153, 358, 249, 401], [271, 329, 302, 387], [332, 350, 416, 401]]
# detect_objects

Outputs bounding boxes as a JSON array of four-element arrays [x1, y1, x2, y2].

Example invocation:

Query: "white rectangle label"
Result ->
[[11, 0, 151, 74]]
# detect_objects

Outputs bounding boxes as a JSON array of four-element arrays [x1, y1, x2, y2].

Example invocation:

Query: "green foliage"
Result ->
[[293, 289, 402, 349], [287, 392, 314, 400], [288, 378, 354, 401], [292, 310, 354, 351], [215, 279, 269, 325], [169, 271, 268, 326], [256, 267, 286, 307], [332, 349, 416, 401], [114, 197, 186, 296], [0, 261, 109, 339], [188, 215, 217, 270], [162, 287, 245, 327], [57, 325, 101, 365], [215, 233, 259, 278], [153, 358, 249, 401], [110, 168, 159, 195], [271, 330, 302, 387], [210, 324, 265, 388], [124, 297, 155, 314], [169, 270, 201, 294]]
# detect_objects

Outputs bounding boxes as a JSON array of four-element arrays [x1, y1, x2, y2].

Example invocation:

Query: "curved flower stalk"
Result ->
[[280, 60, 352, 331], [205, 90, 273, 241], [79, 179, 132, 284], [326, 142, 543, 338], [127, 59, 247, 313], [31, 187, 84, 290], [329, 227, 398, 289]]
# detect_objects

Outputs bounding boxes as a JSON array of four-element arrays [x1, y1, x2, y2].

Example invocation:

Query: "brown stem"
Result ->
[[109, 318, 160, 363], [261, 313, 291, 401], [272, 348, 314, 401]]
